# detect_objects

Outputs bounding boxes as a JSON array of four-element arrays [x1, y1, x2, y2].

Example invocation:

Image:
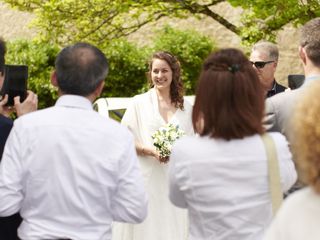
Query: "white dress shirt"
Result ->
[[169, 133, 297, 240], [0, 95, 147, 240], [264, 187, 320, 240]]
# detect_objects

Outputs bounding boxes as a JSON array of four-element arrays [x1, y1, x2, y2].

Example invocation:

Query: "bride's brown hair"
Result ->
[[147, 51, 184, 110]]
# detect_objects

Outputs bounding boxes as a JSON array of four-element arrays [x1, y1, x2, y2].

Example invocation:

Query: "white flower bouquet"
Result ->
[[151, 123, 185, 163]]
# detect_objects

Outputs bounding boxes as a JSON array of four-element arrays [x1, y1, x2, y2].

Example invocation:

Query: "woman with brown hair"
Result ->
[[264, 81, 320, 240], [168, 48, 297, 240], [112, 51, 194, 240]]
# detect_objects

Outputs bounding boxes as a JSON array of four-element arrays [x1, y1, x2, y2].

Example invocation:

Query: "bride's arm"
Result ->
[[135, 142, 159, 159]]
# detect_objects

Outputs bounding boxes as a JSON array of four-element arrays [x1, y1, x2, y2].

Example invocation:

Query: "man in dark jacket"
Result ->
[[250, 41, 287, 98]]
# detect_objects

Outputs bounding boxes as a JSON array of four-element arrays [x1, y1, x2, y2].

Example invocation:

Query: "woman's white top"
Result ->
[[264, 187, 320, 240], [169, 133, 297, 240]]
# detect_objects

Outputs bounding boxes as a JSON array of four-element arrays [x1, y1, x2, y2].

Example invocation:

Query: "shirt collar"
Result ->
[[305, 75, 320, 81], [302, 75, 320, 88], [55, 95, 93, 110], [269, 80, 276, 91], [266, 80, 277, 98]]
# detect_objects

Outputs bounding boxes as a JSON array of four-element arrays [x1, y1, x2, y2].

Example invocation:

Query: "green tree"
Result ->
[[5, 26, 213, 108], [4, 0, 320, 45], [152, 26, 215, 95], [6, 39, 59, 109], [229, 0, 320, 44], [101, 39, 149, 98]]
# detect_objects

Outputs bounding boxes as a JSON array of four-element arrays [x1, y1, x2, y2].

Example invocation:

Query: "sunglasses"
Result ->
[[250, 61, 274, 69]]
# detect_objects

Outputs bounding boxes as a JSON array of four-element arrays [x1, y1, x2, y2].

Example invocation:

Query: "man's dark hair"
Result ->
[[0, 38, 6, 74], [55, 42, 109, 96]]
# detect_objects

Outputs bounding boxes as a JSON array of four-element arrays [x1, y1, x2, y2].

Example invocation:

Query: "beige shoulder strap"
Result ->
[[261, 133, 283, 215]]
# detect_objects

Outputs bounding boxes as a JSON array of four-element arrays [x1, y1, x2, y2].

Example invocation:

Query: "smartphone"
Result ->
[[0, 65, 28, 106]]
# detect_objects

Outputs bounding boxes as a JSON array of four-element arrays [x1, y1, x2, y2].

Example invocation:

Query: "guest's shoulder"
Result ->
[[275, 81, 287, 91], [264, 187, 315, 239], [171, 135, 199, 159], [13, 107, 53, 126], [174, 135, 201, 149], [280, 187, 317, 212], [266, 89, 301, 117], [267, 132, 291, 156], [268, 132, 287, 142], [0, 114, 13, 126], [268, 89, 295, 103]]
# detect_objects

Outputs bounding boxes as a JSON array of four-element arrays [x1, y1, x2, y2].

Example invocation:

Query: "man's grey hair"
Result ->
[[252, 41, 279, 62]]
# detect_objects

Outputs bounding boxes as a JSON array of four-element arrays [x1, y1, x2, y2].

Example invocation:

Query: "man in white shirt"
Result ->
[[0, 42, 148, 240]]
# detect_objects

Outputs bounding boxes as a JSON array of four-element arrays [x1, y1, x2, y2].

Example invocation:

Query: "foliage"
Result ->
[[152, 26, 215, 95], [4, 26, 213, 108], [4, 0, 189, 45], [101, 39, 149, 98], [6, 39, 59, 109], [102, 27, 215, 97], [229, 0, 320, 45], [5, 0, 320, 46]]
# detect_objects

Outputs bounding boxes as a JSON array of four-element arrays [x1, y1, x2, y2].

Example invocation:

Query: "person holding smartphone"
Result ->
[[0, 37, 38, 240]]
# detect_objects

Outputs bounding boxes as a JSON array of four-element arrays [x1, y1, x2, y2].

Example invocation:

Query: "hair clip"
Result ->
[[228, 64, 240, 74]]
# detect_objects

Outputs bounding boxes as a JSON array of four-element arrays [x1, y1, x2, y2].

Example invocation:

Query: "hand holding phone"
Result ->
[[0, 65, 28, 106], [14, 90, 38, 117]]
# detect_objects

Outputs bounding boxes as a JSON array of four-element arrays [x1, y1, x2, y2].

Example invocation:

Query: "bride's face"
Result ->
[[151, 58, 173, 91]]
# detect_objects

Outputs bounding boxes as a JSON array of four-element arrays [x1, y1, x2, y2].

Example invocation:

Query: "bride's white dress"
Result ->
[[112, 88, 194, 240]]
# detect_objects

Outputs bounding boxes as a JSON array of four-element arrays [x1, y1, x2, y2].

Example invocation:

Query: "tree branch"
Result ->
[[172, 0, 240, 34]]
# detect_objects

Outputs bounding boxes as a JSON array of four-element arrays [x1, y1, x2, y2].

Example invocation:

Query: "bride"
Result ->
[[112, 51, 194, 240]]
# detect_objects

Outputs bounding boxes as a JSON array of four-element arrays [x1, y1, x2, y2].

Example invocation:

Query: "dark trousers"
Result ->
[[0, 213, 22, 240]]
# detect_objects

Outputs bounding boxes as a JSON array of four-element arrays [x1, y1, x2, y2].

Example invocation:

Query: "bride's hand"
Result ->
[[159, 156, 169, 164], [150, 149, 169, 164], [145, 147, 159, 159], [138, 144, 169, 163], [141, 146, 170, 163]]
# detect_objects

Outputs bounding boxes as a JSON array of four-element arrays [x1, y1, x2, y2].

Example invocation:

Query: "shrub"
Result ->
[[6, 40, 59, 109], [101, 39, 149, 98], [152, 25, 216, 95], [4, 26, 215, 108]]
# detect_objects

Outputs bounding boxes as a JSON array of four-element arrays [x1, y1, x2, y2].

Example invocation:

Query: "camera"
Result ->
[[0, 65, 28, 106]]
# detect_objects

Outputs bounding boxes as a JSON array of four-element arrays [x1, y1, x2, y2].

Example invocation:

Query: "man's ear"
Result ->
[[299, 46, 307, 64], [51, 71, 58, 87], [274, 61, 278, 68], [95, 80, 105, 97]]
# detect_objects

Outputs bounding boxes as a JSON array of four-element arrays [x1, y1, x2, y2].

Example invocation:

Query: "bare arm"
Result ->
[[135, 142, 171, 163]]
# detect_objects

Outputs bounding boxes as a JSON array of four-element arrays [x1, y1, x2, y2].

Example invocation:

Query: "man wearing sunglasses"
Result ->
[[250, 41, 287, 98], [264, 18, 320, 137]]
